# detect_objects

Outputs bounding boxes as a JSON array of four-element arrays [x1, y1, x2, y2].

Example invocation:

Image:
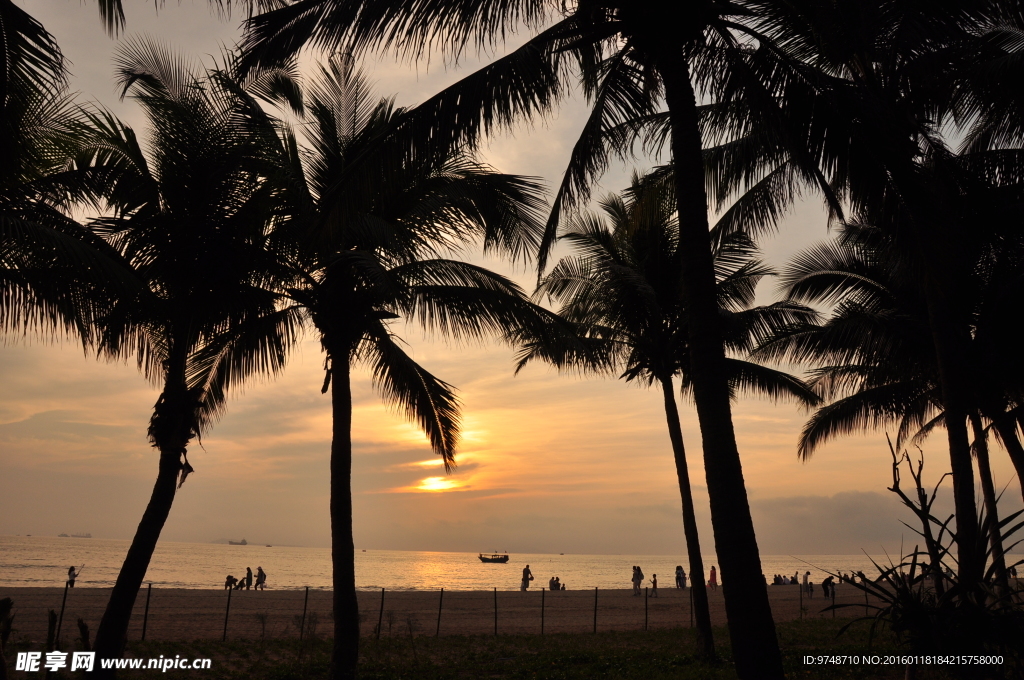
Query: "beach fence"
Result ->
[[0, 584, 876, 643]]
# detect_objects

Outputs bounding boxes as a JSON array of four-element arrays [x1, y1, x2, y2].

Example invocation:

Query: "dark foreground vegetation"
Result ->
[[6, 618, 1011, 680]]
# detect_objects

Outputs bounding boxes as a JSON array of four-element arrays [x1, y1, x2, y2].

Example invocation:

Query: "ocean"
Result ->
[[0, 535, 918, 591]]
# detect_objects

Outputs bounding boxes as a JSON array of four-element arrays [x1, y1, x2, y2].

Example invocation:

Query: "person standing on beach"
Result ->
[[708, 566, 718, 590], [521, 564, 533, 591], [803, 571, 811, 597], [675, 565, 686, 589], [67, 565, 81, 588], [650, 574, 659, 597], [633, 566, 644, 596], [255, 566, 267, 590], [245, 567, 253, 590]]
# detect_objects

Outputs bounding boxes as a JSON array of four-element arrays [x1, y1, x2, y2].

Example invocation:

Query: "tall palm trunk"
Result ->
[[923, 283, 981, 586], [93, 357, 189, 675], [885, 157, 983, 589], [660, 376, 715, 660], [993, 417, 1024, 505], [968, 412, 1008, 592], [657, 51, 783, 680], [329, 354, 359, 680]]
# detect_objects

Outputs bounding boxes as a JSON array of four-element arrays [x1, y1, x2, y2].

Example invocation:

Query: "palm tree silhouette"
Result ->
[[61, 40, 300, 666], [515, 171, 819, 661], [1, 2, 130, 343], [758, 221, 1023, 591], [236, 5, 838, 671], [260, 57, 550, 678], [742, 0, 1024, 586]]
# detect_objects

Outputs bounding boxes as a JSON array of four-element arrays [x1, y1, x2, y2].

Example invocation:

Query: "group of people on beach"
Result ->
[[771, 571, 805, 587], [630, 564, 716, 596], [766, 571, 842, 598], [519, 565, 569, 591], [224, 566, 267, 591], [630, 565, 646, 595]]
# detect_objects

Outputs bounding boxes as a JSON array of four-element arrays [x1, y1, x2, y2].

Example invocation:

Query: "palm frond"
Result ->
[[361, 322, 461, 467]]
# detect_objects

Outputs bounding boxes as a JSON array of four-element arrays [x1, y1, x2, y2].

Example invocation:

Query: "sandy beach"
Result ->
[[2, 584, 876, 643]]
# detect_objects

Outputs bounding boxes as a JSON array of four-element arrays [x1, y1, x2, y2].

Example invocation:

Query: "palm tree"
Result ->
[[236, 5, 837, 672], [260, 57, 549, 679], [514, 171, 819, 661], [741, 0, 1024, 586], [1, 1, 130, 343], [59, 40, 300, 667], [756, 221, 1024, 591]]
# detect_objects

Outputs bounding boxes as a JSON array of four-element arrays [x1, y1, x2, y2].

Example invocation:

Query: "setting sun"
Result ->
[[415, 477, 460, 492]]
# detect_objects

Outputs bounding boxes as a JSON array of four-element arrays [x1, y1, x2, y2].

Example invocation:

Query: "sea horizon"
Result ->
[[5, 535, 1011, 592]]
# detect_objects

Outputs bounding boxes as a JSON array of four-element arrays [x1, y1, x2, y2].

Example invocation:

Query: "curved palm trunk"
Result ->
[[968, 412, 1008, 593], [660, 376, 715, 660], [93, 369, 188, 676], [992, 417, 1024, 505], [330, 356, 360, 680], [93, 451, 180, 672], [657, 53, 783, 679]]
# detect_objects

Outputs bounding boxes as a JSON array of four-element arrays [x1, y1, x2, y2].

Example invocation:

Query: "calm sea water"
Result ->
[[0, 536, 918, 591]]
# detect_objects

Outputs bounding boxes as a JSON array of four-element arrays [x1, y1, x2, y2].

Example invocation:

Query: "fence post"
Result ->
[[689, 587, 693, 627], [435, 588, 444, 637], [540, 588, 545, 635], [831, 585, 836, 619], [376, 588, 385, 640], [493, 588, 498, 636], [141, 584, 152, 641], [799, 580, 803, 620], [644, 587, 648, 631], [222, 587, 232, 642], [299, 586, 309, 641], [593, 587, 598, 634], [55, 583, 69, 647], [864, 588, 869, 617]]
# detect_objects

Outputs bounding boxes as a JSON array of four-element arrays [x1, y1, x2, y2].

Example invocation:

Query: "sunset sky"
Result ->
[[2, 0, 1020, 556]]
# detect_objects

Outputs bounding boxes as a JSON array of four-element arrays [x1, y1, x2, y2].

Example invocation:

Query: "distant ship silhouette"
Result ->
[[228, 538, 248, 545]]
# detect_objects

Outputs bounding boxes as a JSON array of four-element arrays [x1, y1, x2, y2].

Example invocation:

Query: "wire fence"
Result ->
[[2, 583, 876, 645]]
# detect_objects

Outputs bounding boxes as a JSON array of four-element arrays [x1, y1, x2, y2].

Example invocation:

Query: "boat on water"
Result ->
[[58, 533, 69, 537], [228, 538, 248, 545], [478, 553, 510, 563], [71, 533, 92, 538]]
